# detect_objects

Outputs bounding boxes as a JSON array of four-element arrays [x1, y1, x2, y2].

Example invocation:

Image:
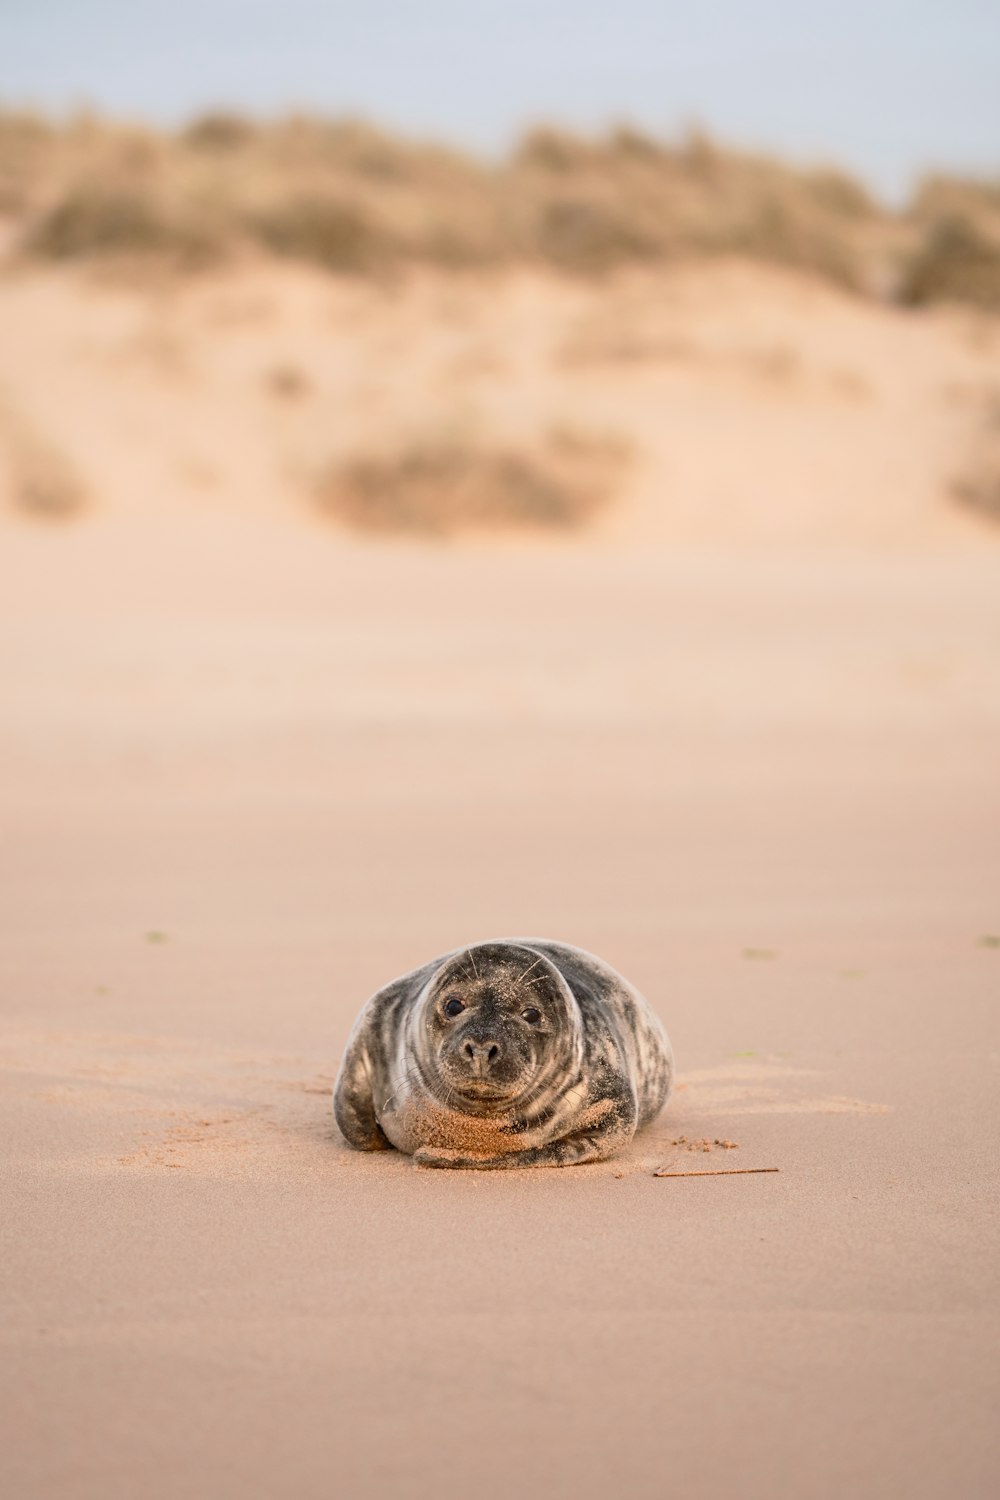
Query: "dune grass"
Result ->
[[952, 401, 1000, 522], [0, 110, 998, 306], [899, 217, 1000, 310], [315, 428, 626, 537], [1, 425, 88, 520]]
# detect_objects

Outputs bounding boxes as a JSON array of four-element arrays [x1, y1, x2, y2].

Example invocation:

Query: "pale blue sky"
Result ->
[[2, 1, 998, 198]]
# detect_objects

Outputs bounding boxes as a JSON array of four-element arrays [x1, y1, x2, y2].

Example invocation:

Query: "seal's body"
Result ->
[[333, 939, 672, 1169]]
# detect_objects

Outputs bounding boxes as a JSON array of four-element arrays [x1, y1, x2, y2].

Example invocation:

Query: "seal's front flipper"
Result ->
[[413, 1126, 629, 1170], [333, 1037, 393, 1152], [413, 1147, 494, 1169]]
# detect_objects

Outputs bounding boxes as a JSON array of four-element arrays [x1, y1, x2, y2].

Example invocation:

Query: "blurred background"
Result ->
[[2, 0, 999, 954], [2, 6, 1000, 1499]]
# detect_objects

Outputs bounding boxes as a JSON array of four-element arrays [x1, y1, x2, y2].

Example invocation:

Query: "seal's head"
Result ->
[[417, 942, 582, 1113]]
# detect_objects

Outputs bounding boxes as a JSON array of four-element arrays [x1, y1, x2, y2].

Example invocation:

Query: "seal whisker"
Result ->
[[391, 1057, 465, 1117], [383, 1058, 436, 1111]]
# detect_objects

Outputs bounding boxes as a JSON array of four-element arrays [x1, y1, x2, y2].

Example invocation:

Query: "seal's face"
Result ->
[[418, 943, 580, 1112]]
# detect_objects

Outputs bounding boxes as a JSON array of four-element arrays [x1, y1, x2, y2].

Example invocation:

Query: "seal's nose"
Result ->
[[463, 1039, 500, 1075]]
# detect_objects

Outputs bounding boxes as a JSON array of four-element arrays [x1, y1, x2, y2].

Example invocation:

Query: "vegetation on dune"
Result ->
[[0, 109, 998, 305], [247, 194, 386, 273], [25, 182, 224, 264], [952, 401, 1000, 523], [0, 415, 88, 521], [899, 217, 1000, 310], [315, 428, 626, 537]]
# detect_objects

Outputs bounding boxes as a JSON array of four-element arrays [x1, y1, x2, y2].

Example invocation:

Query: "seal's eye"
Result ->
[[443, 996, 466, 1018], [522, 1007, 541, 1024]]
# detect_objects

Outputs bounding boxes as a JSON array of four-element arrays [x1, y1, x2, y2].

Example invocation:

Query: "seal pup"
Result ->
[[333, 938, 672, 1169]]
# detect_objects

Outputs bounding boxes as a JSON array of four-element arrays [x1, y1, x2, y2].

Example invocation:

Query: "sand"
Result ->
[[1, 260, 999, 1499]]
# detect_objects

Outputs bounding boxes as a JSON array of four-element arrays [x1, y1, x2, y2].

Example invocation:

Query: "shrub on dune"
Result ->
[[246, 193, 388, 273], [26, 182, 222, 264], [900, 216, 1000, 310], [315, 429, 625, 537]]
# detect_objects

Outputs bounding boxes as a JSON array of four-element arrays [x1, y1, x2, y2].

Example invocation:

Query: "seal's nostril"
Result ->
[[463, 1040, 500, 1069]]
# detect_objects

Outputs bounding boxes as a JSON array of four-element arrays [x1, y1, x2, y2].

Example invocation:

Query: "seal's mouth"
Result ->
[[447, 1073, 524, 1106]]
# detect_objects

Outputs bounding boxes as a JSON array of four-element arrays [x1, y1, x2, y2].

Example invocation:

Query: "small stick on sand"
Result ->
[[653, 1166, 780, 1178]]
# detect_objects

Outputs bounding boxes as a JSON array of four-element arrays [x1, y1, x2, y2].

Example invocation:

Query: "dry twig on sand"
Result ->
[[653, 1166, 780, 1178]]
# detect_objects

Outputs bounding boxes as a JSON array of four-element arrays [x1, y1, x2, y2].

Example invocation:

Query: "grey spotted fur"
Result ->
[[333, 938, 672, 1170]]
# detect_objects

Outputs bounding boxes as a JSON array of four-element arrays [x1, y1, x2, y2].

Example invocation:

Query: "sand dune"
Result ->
[[1, 258, 998, 545]]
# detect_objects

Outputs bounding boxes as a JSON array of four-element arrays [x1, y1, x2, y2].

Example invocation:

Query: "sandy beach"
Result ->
[[2, 257, 999, 1498]]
